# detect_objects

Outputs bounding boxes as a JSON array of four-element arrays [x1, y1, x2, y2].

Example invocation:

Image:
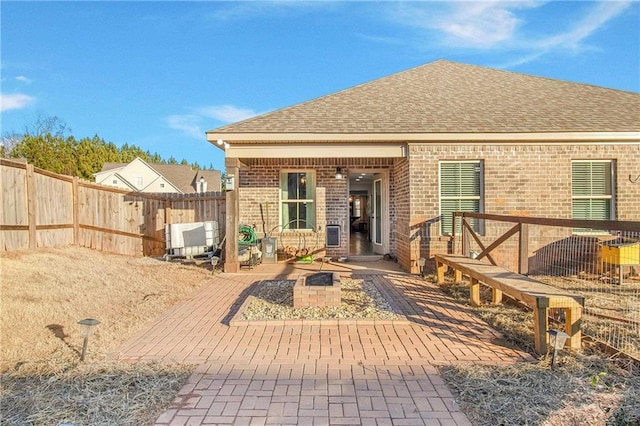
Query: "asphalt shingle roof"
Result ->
[[210, 60, 639, 135], [99, 161, 221, 193]]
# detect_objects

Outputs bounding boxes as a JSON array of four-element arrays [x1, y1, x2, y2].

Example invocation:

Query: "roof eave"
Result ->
[[206, 131, 640, 144]]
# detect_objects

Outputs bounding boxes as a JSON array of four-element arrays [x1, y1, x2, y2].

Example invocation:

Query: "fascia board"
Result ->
[[207, 131, 640, 145]]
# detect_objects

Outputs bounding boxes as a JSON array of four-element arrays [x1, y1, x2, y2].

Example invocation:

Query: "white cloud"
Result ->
[[16, 75, 32, 84], [166, 114, 203, 139], [500, 1, 633, 67], [0, 93, 35, 112], [196, 105, 258, 123], [536, 1, 631, 50], [388, 1, 541, 49], [383, 1, 632, 66], [208, 1, 338, 22], [434, 2, 524, 48], [167, 104, 260, 139]]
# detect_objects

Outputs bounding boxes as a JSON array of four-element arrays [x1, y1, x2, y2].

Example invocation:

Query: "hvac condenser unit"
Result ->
[[165, 221, 219, 258]]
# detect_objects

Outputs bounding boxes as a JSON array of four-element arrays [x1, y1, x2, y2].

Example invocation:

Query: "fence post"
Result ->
[[519, 223, 529, 275], [73, 177, 79, 245], [165, 197, 172, 225], [26, 164, 36, 249]]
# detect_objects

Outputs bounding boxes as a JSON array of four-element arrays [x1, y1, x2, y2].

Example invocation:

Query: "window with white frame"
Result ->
[[280, 171, 315, 230], [136, 177, 143, 187], [439, 161, 483, 235], [571, 160, 615, 223]]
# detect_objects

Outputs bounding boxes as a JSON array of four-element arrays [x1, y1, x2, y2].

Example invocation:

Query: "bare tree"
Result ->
[[0, 132, 23, 158], [26, 114, 71, 137]]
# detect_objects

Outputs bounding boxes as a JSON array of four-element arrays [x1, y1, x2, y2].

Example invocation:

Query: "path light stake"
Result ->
[[78, 318, 100, 361], [211, 256, 220, 274], [418, 257, 426, 278], [547, 329, 569, 368]]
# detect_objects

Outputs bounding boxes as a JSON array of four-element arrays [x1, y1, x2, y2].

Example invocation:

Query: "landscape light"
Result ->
[[547, 329, 569, 368], [78, 318, 100, 362], [211, 256, 219, 274], [419, 257, 426, 277]]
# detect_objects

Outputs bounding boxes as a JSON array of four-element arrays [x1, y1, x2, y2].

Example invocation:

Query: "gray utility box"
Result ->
[[262, 237, 278, 263]]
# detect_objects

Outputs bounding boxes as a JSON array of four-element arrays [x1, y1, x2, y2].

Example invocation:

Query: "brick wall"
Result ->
[[406, 143, 640, 273], [237, 158, 396, 261], [233, 143, 637, 273]]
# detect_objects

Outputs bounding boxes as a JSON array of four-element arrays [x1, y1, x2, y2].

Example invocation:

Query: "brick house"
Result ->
[[206, 60, 639, 273]]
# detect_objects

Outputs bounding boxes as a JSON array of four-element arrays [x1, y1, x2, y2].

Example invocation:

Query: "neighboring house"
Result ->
[[206, 60, 639, 273], [94, 157, 221, 194]]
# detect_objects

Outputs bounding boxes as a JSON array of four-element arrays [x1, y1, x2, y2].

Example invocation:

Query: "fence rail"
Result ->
[[1, 159, 226, 256], [452, 211, 640, 359]]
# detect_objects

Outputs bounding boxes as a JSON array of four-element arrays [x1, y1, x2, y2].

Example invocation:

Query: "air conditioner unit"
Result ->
[[165, 221, 219, 258]]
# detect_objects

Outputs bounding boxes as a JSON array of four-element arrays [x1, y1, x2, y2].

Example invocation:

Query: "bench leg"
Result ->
[[436, 261, 445, 284], [564, 307, 582, 350], [469, 278, 481, 307], [491, 288, 503, 304], [454, 269, 462, 283], [533, 306, 549, 355]]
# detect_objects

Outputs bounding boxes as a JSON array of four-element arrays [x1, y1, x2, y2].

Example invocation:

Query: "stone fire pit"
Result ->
[[293, 272, 341, 308]]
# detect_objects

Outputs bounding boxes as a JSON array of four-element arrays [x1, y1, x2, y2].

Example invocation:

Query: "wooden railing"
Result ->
[[452, 212, 640, 275]]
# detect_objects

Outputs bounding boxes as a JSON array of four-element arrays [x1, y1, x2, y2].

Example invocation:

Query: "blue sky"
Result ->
[[2, 1, 638, 172]]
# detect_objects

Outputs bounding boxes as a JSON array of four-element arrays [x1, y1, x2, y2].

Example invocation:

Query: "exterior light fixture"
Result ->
[[224, 142, 230, 149], [78, 318, 100, 361], [335, 167, 344, 180], [547, 329, 569, 368], [216, 139, 224, 146], [418, 257, 426, 277]]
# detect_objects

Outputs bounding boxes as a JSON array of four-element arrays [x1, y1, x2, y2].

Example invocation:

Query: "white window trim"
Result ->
[[438, 160, 484, 236], [279, 169, 316, 233]]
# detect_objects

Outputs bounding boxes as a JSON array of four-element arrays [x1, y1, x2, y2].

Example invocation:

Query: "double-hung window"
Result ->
[[571, 160, 615, 223], [440, 161, 483, 235], [281, 171, 315, 230]]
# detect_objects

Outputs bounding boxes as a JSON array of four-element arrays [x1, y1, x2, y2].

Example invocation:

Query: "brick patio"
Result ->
[[112, 261, 533, 425]]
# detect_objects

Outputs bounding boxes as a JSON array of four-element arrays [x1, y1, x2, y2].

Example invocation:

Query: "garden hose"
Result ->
[[238, 225, 258, 245]]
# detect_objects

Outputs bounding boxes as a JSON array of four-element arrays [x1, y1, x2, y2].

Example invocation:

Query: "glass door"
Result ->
[[372, 177, 383, 253]]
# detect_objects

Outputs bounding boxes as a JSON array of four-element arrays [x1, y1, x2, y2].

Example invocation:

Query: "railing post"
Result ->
[[519, 223, 529, 275], [462, 215, 470, 257]]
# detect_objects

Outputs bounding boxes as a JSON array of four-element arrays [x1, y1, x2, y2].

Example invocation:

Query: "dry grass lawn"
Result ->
[[437, 278, 640, 426], [2, 247, 639, 425], [0, 246, 212, 425]]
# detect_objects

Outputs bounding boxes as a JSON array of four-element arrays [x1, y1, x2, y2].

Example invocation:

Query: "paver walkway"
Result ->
[[112, 269, 533, 425]]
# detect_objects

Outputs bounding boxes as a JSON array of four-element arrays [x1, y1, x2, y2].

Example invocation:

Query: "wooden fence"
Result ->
[[0, 159, 226, 256]]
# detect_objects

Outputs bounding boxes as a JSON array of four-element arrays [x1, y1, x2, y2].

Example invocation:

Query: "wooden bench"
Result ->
[[434, 254, 584, 354]]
